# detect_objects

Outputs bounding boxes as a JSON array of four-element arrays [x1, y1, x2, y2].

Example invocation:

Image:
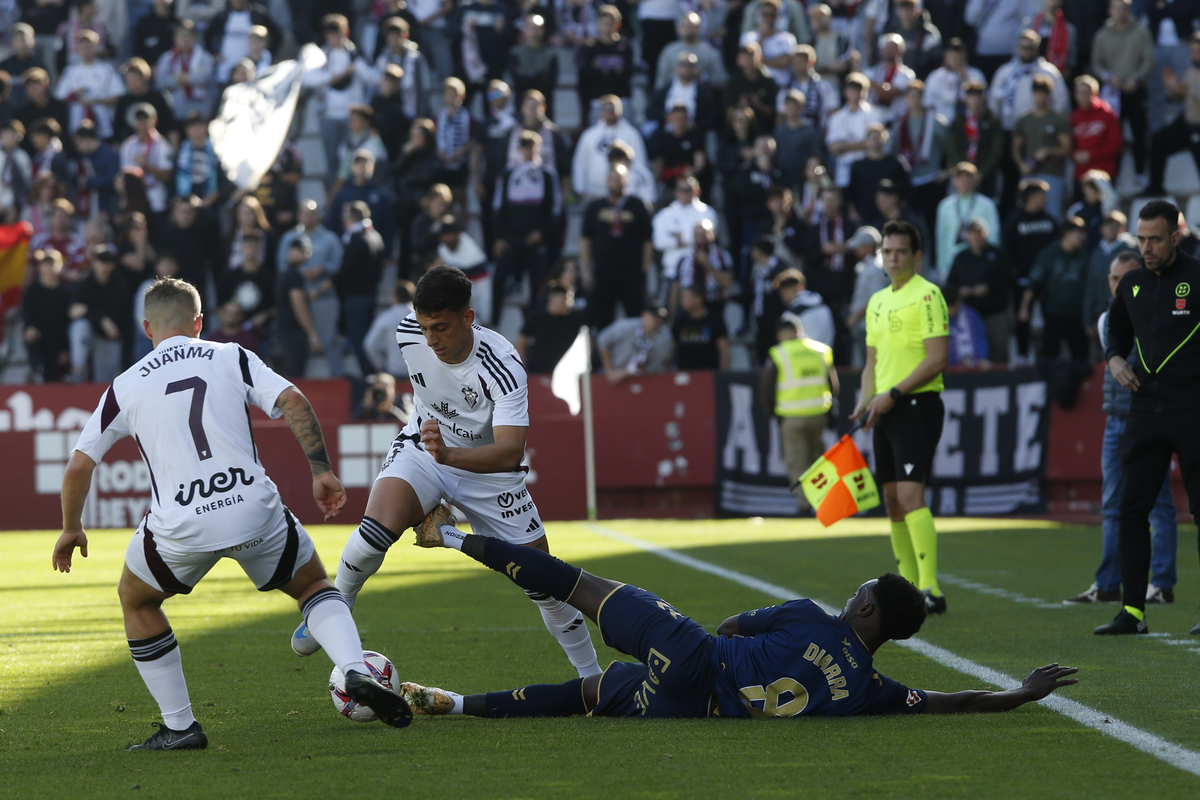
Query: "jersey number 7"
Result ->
[[166, 377, 213, 461]]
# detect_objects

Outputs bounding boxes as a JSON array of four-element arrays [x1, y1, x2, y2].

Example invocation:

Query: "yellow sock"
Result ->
[[889, 520, 918, 585], [1124, 606, 1144, 620], [905, 507, 941, 596]]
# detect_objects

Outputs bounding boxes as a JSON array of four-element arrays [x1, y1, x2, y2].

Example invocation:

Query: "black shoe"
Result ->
[[345, 670, 413, 729], [923, 589, 947, 615], [1063, 583, 1121, 603], [1094, 609, 1149, 635], [127, 720, 208, 751]]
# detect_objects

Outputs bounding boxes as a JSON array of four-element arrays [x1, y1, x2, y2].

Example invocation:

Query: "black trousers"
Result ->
[[1120, 86, 1149, 175], [640, 19, 677, 89], [492, 240, 547, 323], [1148, 116, 1200, 193], [590, 271, 645, 330], [1118, 407, 1200, 611], [1041, 311, 1088, 361]]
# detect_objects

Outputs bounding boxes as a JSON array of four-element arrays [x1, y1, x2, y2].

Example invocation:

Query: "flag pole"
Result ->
[[582, 328, 597, 521], [789, 418, 867, 491]]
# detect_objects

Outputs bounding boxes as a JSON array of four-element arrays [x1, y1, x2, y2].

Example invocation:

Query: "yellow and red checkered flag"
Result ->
[[793, 431, 880, 527], [0, 221, 32, 313]]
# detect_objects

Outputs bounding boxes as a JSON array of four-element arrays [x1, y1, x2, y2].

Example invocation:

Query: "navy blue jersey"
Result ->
[[711, 599, 927, 718]]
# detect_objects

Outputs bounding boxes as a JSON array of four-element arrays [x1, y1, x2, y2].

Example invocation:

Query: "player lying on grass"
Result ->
[[398, 505, 1079, 719], [291, 266, 601, 678], [52, 278, 411, 751]]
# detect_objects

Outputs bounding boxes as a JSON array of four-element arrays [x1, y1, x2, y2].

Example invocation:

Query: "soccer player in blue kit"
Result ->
[[397, 507, 1080, 719]]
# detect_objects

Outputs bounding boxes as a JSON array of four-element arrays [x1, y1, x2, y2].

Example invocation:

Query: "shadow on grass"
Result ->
[[4, 531, 1200, 799]]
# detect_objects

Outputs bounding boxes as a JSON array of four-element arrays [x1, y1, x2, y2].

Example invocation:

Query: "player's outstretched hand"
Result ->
[[52, 529, 88, 573], [1021, 663, 1079, 701], [313, 472, 348, 521], [421, 419, 448, 464]]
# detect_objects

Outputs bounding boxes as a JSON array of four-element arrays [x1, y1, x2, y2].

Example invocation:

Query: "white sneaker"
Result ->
[[290, 621, 322, 656], [1146, 585, 1175, 604], [400, 682, 455, 715]]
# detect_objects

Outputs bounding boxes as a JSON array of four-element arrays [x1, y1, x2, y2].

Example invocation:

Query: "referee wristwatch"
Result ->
[[889, 387, 903, 400]]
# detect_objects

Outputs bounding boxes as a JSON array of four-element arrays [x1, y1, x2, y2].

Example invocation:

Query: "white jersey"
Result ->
[[395, 315, 529, 455], [74, 336, 295, 551]]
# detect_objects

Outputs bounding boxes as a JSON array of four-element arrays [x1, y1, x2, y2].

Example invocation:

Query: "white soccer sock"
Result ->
[[439, 524, 466, 550], [527, 592, 602, 678], [128, 629, 196, 731], [334, 517, 398, 608], [302, 587, 369, 677], [447, 691, 465, 714]]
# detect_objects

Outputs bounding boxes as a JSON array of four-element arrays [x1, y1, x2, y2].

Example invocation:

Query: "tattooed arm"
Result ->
[[276, 387, 347, 520]]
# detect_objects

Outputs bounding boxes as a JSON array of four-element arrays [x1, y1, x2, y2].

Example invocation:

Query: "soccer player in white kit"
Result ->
[[52, 278, 411, 750], [291, 266, 601, 678]]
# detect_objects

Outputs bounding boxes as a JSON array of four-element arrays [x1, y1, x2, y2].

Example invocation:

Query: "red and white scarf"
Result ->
[[170, 47, 195, 99], [1033, 10, 1070, 74], [965, 114, 980, 162], [897, 111, 933, 166]]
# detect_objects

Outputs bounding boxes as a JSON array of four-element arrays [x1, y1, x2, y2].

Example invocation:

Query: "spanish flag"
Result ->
[[795, 434, 880, 527], [0, 221, 32, 312]]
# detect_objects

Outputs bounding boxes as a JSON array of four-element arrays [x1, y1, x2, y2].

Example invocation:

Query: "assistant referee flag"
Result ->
[[795, 434, 880, 527]]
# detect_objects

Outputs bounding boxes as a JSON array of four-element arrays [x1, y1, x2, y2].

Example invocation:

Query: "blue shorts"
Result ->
[[589, 585, 717, 718]]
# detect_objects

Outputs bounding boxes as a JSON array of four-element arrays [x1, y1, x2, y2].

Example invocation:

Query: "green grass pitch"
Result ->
[[3, 518, 1200, 799]]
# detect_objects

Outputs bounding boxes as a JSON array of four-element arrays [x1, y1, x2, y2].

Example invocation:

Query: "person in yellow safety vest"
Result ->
[[760, 313, 839, 515]]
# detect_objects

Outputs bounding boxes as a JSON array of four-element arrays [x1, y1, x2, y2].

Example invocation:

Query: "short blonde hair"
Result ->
[[144, 277, 202, 330]]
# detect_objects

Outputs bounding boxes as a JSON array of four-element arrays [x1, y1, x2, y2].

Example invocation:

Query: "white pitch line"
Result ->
[[583, 523, 1200, 779]]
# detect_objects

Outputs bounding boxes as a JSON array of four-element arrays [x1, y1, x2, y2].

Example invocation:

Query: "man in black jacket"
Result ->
[[946, 218, 1013, 364], [1097, 200, 1200, 636], [336, 201, 386, 377]]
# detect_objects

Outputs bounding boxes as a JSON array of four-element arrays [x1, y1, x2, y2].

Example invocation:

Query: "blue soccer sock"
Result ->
[[462, 679, 588, 718], [461, 534, 582, 602]]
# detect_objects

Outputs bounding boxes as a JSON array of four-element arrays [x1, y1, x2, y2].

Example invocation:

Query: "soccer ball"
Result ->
[[329, 650, 396, 722]]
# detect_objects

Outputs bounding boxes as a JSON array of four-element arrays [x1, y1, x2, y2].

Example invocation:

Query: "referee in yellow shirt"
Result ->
[[851, 220, 951, 614]]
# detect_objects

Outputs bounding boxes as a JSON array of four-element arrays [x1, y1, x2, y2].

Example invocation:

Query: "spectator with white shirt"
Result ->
[[364, 279, 416, 379], [740, 0, 799, 88], [741, 0, 812, 44], [204, 0, 279, 84], [155, 20, 215, 120], [825, 72, 877, 187], [304, 14, 377, 188], [245, 24, 272, 74], [118, 103, 174, 219], [572, 95, 648, 205], [652, 175, 718, 282], [864, 34, 915, 123], [923, 38, 985, 122], [54, 30, 123, 138], [964, 0, 1042, 82]]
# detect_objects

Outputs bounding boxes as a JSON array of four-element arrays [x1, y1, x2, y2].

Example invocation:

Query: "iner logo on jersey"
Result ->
[[175, 467, 256, 506]]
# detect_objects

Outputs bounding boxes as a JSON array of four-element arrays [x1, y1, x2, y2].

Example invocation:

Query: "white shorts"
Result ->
[[376, 436, 544, 544], [125, 508, 316, 594]]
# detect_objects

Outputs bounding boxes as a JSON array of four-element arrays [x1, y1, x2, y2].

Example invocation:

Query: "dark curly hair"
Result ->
[[872, 573, 927, 641], [413, 264, 472, 316]]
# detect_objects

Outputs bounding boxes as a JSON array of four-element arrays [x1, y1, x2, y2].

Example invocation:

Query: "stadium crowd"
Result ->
[[2, 0, 1200, 394]]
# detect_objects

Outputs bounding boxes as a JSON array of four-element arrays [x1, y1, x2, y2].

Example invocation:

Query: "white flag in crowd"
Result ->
[[551, 327, 591, 416], [209, 44, 326, 190]]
